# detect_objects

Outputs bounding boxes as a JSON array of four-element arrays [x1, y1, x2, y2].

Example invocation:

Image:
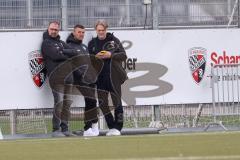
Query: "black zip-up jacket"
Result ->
[[66, 33, 99, 85], [88, 32, 127, 84], [66, 33, 88, 54], [41, 31, 78, 77]]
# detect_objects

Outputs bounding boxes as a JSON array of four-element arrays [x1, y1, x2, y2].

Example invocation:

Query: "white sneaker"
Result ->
[[83, 128, 96, 137], [106, 128, 121, 136], [91, 122, 99, 136]]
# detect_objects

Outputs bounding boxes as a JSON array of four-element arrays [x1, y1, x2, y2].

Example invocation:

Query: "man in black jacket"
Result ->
[[66, 24, 99, 136], [88, 20, 127, 136], [41, 21, 79, 137]]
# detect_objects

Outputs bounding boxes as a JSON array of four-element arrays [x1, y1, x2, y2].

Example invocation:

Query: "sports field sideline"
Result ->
[[0, 131, 240, 160]]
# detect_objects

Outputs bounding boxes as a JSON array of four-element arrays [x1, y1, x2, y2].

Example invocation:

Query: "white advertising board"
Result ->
[[0, 29, 239, 109]]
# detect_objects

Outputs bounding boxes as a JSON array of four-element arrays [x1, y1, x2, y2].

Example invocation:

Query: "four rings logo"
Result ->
[[188, 47, 207, 84], [28, 50, 47, 88]]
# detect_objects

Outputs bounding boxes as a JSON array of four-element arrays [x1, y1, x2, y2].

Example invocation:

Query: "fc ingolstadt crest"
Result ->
[[28, 50, 46, 88], [188, 47, 207, 84]]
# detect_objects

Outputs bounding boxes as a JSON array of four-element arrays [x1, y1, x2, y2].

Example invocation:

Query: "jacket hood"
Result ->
[[43, 30, 60, 40], [105, 32, 114, 40], [66, 33, 82, 44], [107, 32, 114, 37]]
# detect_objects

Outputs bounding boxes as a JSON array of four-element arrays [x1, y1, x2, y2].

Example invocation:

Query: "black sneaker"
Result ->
[[72, 130, 83, 136]]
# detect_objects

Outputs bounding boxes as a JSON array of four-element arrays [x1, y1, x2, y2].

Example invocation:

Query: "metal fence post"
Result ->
[[10, 110, 16, 135], [61, 0, 68, 31], [152, 0, 159, 29], [238, 0, 240, 28], [153, 105, 160, 121], [27, 0, 32, 28], [211, 66, 217, 123], [125, 0, 130, 26], [131, 105, 138, 128], [228, 0, 232, 16]]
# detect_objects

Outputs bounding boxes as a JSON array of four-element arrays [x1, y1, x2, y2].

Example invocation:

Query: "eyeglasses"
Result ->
[[49, 28, 59, 31]]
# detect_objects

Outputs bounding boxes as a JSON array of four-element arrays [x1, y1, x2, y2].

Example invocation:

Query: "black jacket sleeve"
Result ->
[[60, 40, 79, 57], [41, 40, 68, 61], [62, 48, 79, 57], [111, 37, 127, 61], [88, 39, 96, 55]]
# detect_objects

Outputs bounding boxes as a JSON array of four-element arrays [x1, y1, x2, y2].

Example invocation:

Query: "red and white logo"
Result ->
[[188, 47, 207, 84], [28, 50, 46, 88]]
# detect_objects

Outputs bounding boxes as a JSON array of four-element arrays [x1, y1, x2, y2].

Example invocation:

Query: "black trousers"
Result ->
[[97, 75, 124, 131], [49, 61, 74, 132], [52, 83, 98, 132], [52, 85, 73, 132], [75, 83, 98, 131]]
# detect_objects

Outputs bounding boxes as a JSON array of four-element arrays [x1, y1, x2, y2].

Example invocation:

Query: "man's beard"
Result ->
[[50, 33, 58, 38], [98, 35, 106, 40]]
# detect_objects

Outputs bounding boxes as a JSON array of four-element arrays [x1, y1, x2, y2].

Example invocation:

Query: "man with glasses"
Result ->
[[41, 21, 79, 137]]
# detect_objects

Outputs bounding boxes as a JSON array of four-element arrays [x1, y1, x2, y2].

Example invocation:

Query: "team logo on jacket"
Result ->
[[103, 41, 119, 52], [28, 50, 46, 88], [188, 47, 207, 84]]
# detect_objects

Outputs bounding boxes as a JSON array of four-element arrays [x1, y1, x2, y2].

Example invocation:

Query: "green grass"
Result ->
[[0, 118, 151, 134], [0, 132, 240, 160], [46, 119, 85, 133], [0, 119, 10, 134], [0, 119, 85, 134]]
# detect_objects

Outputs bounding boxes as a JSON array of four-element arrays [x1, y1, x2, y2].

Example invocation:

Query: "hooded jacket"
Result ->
[[41, 31, 79, 86], [66, 33, 88, 54], [88, 32, 127, 85], [41, 31, 68, 76], [65, 33, 99, 85]]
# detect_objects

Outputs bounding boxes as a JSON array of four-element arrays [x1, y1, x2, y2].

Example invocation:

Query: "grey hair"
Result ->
[[94, 19, 108, 29]]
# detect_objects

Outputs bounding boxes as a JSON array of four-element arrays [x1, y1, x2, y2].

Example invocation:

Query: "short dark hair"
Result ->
[[48, 21, 60, 26], [74, 24, 85, 30]]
